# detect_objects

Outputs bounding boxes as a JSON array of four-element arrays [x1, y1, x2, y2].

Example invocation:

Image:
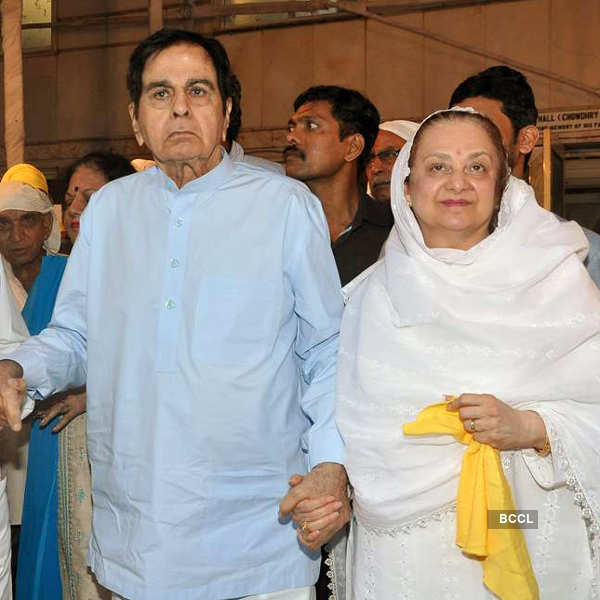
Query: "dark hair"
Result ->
[[449, 66, 538, 141], [65, 152, 135, 187], [127, 28, 236, 116], [293, 85, 380, 181], [407, 110, 509, 231], [226, 73, 242, 147]]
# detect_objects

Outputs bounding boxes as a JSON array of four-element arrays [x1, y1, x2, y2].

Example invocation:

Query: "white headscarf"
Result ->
[[379, 119, 419, 142], [338, 109, 600, 551], [0, 181, 60, 254]]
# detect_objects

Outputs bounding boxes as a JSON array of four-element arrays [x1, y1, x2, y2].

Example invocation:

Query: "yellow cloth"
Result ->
[[1, 163, 48, 194], [403, 402, 539, 600]]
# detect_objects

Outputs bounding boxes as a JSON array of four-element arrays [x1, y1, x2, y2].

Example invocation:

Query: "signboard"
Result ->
[[537, 108, 600, 134]]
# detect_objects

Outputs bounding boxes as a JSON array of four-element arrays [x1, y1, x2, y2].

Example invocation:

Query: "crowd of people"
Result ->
[[0, 26, 596, 600]]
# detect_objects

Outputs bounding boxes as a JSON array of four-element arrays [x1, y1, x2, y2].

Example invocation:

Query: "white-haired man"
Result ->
[[366, 120, 418, 204]]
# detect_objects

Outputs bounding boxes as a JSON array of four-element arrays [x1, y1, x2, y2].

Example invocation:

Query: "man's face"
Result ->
[[366, 130, 406, 203], [453, 97, 518, 169], [129, 43, 230, 172], [284, 100, 350, 182], [0, 210, 52, 267]]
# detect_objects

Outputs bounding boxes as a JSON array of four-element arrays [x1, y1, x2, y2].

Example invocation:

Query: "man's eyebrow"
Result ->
[[143, 80, 171, 92], [186, 78, 215, 90], [423, 151, 493, 160]]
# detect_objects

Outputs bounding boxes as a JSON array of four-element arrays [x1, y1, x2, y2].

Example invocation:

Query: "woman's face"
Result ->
[[405, 120, 500, 250], [64, 165, 108, 243]]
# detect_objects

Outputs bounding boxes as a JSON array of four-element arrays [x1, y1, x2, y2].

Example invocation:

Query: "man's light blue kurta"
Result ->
[[10, 153, 345, 600]]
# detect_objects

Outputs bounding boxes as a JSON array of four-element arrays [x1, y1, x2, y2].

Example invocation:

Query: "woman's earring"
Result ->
[[406, 198, 412, 208]]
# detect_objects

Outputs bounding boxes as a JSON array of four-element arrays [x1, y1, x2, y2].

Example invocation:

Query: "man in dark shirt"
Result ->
[[450, 65, 600, 288], [284, 85, 391, 286]]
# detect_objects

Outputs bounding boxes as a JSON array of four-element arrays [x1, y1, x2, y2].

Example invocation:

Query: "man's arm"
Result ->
[[278, 189, 349, 548]]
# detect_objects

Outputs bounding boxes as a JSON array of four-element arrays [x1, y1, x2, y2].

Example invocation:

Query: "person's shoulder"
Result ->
[[342, 259, 384, 304], [229, 161, 318, 203], [89, 169, 145, 202], [581, 225, 600, 248], [241, 154, 285, 175], [44, 253, 69, 267], [362, 194, 394, 228], [87, 170, 154, 214]]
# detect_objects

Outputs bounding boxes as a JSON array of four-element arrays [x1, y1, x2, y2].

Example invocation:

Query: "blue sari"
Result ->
[[16, 254, 67, 600]]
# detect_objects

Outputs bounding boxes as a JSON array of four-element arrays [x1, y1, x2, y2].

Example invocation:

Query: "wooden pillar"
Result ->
[[1, 0, 24, 167], [542, 127, 552, 211], [149, 0, 164, 33]]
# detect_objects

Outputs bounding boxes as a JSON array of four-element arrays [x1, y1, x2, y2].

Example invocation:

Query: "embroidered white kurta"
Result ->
[[337, 111, 600, 599]]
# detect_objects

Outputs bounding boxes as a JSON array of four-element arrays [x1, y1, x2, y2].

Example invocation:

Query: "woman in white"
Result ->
[[0, 256, 31, 600], [336, 109, 600, 598]]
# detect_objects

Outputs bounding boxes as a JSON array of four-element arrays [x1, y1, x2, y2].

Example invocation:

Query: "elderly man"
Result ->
[[0, 165, 68, 600], [284, 86, 389, 286], [0, 29, 348, 600], [450, 65, 600, 288], [366, 120, 418, 204]]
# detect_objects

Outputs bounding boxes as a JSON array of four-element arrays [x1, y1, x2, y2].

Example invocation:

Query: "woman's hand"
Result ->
[[281, 472, 348, 551], [447, 393, 547, 451], [37, 390, 87, 433]]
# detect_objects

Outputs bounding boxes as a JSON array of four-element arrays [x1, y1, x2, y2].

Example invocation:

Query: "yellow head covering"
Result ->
[[1, 163, 48, 194]]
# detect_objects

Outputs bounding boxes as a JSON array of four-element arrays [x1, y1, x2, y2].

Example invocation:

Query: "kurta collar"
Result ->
[[152, 149, 234, 195]]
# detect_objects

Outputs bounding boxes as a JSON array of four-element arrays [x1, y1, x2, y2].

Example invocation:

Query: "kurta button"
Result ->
[[170, 258, 180, 268], [165, 299, 176, 310], [175, 217, 183, 227]]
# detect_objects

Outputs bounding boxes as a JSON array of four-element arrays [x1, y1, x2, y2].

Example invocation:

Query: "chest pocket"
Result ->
[[193, 276, 280, 366]]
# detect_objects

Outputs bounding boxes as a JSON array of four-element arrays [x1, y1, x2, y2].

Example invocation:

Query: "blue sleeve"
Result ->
[[285, 187, 345, 469]]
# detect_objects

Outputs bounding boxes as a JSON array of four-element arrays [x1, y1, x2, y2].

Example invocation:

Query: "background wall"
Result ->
[[9, 0, 600, 179]]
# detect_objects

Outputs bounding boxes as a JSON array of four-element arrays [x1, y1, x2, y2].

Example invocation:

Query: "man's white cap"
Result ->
[[379, 120, 419, 142], [0, 181, 61, 253]]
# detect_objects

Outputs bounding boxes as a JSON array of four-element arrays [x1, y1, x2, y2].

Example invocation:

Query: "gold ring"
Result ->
[[300, 521, 310, 537], [469, 419, 476, 432]]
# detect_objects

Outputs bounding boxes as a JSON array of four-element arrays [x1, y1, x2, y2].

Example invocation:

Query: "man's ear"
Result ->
[[221, 97, 233, 144], [128, 102, 144, 147], [344, 133, 365, 163], [42, 212, 53, 240], [517, 125, 539, 156]]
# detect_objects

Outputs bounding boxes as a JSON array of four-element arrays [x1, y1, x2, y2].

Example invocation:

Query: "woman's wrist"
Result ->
[[520, 410, 548, 451]]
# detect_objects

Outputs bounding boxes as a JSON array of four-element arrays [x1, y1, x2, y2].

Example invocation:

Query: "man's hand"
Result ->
[[279, 462, 350, 551], [0, 359, 26, 432], [37, 388, 87, 433]]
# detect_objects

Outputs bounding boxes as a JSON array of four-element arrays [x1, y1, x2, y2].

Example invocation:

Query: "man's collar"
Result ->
[[155, 149, 234, 193], [352, 193, 394, 228]]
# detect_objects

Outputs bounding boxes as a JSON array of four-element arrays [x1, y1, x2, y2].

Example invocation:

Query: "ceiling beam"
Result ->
[[333, 0, 600, 98]]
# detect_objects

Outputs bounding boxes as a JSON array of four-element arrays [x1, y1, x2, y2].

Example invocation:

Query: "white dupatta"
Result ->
[[337, 111, 600, 586]]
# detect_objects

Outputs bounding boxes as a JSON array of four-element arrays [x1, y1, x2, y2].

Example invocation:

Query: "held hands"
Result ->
[[446, 393, 547, 451], [0, 359, 26, 432], [36, 388, 86, 433], [279, 462, 351, 551]]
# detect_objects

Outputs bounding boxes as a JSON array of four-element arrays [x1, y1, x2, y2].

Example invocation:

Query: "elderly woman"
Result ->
[[335, 109, 599, 598]]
